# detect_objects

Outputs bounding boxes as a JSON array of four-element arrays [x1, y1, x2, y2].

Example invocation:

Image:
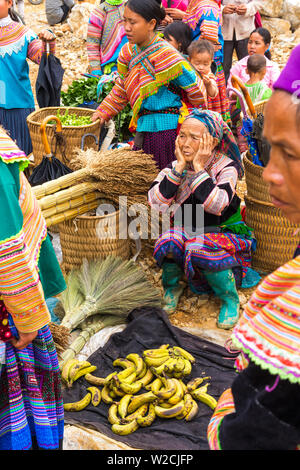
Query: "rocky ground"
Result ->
[[24, 1, 299, 344]]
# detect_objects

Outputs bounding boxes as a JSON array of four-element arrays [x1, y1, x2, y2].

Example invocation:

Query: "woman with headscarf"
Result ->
[[207, 45, 300, 450], [86, 0, 128, 76], [148, 109, 260, 328], [91, 0, 207, 170]]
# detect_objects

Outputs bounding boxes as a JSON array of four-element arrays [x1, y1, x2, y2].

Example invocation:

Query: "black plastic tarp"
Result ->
[[63, 307, 239, 450]]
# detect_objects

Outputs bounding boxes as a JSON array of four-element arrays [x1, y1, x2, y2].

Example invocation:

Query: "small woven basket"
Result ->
[[244, 153, 299, 273], [27, 107, 100, 167], [59, 202, 131, 272]]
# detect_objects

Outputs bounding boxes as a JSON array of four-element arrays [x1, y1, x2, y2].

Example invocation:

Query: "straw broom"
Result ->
[[59, 255, 162, 331]]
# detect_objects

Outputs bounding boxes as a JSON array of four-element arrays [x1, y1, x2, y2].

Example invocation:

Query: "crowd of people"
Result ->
[[0, 0, 299, 452]]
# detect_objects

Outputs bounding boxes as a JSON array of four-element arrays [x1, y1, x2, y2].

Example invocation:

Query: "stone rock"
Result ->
[[259, 0, 284, 18], [261, 17, 291, 37], [293, 26, 300, 44], [67, 2, 94, 40], [281, 0, 300, 31]]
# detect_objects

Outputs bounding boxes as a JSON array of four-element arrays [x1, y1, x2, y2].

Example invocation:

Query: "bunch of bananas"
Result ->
[[61, 345, 218, 436]]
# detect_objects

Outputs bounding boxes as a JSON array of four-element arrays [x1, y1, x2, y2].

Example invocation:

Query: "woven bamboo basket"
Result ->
[[59, 202, 131, 272], [244, 153, 299, 273], [27, 107, 100, 167]]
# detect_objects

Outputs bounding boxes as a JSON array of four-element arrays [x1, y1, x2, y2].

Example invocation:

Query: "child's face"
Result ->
[[189, 51, 212, 76], [0, 0, 12, 18], [165, 35, 181, 52]]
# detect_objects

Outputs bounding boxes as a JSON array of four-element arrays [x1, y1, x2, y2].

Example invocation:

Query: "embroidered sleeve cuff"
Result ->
[[10, 301, 51, 333], [207, 388, 235, 450], [188, 170, 210, 192]]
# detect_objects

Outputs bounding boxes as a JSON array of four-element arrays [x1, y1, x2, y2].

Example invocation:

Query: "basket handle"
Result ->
[[40, 115, 63, 156], [226, 86, 249, 119], [231, 75, 257, 118]]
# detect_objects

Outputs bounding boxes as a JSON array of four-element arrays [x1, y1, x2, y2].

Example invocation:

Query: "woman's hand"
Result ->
[[223, 4, 236, 15], [165, 8, 185, 20], [174, 136, 186, 174], [162, 14, 173, 26], [38, 30, 56, 41], [91, 111, 105, 124], [236, 4, 247, 15], [10, 330, 38, 350], [193, 133, 216, 173]]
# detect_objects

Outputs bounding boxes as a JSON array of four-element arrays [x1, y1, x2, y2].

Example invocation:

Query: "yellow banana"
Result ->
[[159, 344, 170, 349], [61, 359, 79, 385], [136, 360, 147, 380], [171, 346, 195, 364], [118, 380, 142, 395], [101, 384, 115, 404], [155, 378, 177, 401], [182, 359, 192, 376], [187, 376, 210, 392], [150, 377, 163, 394], [167, 379, 185, 405], [72, 365, 97, 384], [117, 365, 136, 381], [159, 402, 173, 409], [123, 403, 148, 422], [135, 368, 154, 387], [113, 358, 134, 369], [118, 394, 133, 419], [173, 357, 186, 373], [137, 403, 156, 427], [109, 389, 118, 399], [68, 360, 92, 383], [111, 419, 139, 435], [127, 391, 157, 414], [111, 383, 126, 398], [144, 355, 170, 368], [108, 403, 123, 425], [143, 348, 170, 358], [154, 400, 185, 419], [84, 373, 106, 387], [120, 371, 137, 384], [192, 389, 217, 410], [176, 393, 194, 420], [63, 393, 91, 411], [173, 371, 184, 379], [104, 371, 118, 386], [185, 397, 199, 421], [179, 379, 187, 394], [126, 353, 144, 376], [87, 386, 101, 407], [163, 358, 179, 375], [153, 357, 176, 375]]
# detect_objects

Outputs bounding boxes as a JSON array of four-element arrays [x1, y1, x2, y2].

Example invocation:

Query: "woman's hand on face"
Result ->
[[10, 331, 38, 350], [193, 133, 215, 172], [174, 136, 187, 173], [38, 30, 56, 41], [165, 8, 185, 20]]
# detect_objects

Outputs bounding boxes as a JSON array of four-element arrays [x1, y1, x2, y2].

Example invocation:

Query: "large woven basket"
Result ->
[[244, 153, 299, 273], [59, 203, 131, 272], [27, 107, 100, 167]]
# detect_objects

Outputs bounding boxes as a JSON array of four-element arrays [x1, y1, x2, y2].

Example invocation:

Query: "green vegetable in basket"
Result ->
[[56, 109, 92, 126]]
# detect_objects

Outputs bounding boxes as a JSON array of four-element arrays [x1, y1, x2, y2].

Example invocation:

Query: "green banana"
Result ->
[[137, 403, 156, 427], [126, 353, 144, 376], [127, 391, 157, 414], [87, 386, 101, 407], [185, 397, 199, 421], [118, 394, 133, 419], [154, 400, 185, 419], [63, 393, 91, 411], [111, 419, 139, 435], [171, 346, 195, 364], [85, 373, 106, 387], [108, 403, 123, 425], [167, 379, 184, 405], [72, 365, 97, 384], [187, 376, 210, 392]]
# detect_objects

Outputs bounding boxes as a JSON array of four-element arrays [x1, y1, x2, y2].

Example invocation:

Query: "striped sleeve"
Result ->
[[207, 388, 235, 450], [27, 38, 56, 64], [148, 166, 180, 213], [189, 162, 238, 216], [96, 75, 129, 120], [86, 7, 104, 75], [173, 62, 207, 109]]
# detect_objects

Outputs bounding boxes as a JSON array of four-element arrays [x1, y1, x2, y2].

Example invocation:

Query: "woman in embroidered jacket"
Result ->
[[0, 0, 55, 155], [148, 109, 260, 328], [166, 0, 230, 123], [92, 0, 207, 170], [86, 0, 128, 77], [0, 127, 66, 450], [207, 45, 300, 450]]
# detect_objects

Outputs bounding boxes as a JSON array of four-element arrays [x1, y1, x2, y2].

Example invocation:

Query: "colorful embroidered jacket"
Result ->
[[148, 152, 242, 233], [0, 129, 66, 333], [207, 256, 300, 450], [183, 0, 224, 62], [96, 34, 207, 132], [0, 21, 55, 109], [86, 1, 127, 75]]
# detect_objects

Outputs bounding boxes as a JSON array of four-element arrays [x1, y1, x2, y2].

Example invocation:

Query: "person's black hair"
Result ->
[[247, 53, 267, 74], [126, 0, 166, 29], [164, 21, 192, 55], [250, 27, 272, 60], [187, 38, 215, 60]]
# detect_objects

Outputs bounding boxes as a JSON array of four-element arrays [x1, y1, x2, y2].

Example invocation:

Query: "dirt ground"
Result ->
[[24, 1, 297, 342]]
